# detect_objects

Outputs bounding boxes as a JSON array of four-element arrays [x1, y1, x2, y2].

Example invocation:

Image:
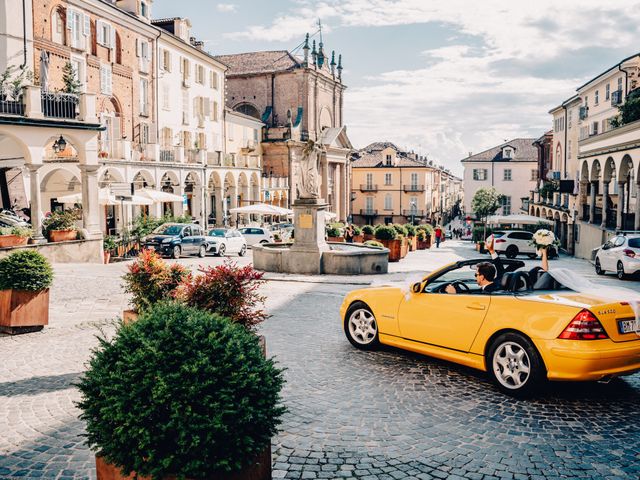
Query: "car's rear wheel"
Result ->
[[260, 240, 268, 244], [617, 261, 626, 280], [198, 245, 206, 258], [505, 245, 519, 259], [344, 301, 379, 350], [595, 257, 604, 275], [171, 245, 181, 259], [217, 244, 226, 257], [238, 245, 247, 257], [487, 332, 546, 397]]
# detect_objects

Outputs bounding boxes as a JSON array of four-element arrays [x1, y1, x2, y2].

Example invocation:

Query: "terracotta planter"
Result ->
[[380, 238, 402, 262], [0, 235, 29, 248], [363, 233, 375, 241], [353, 234, 364, 243], [104, 251, 111, 264], [408, 236, 417, 251], [0, 289, 49, 334], [96, 447, 272, 480], [328, 236, 345, 242], [400, 238, 409, 258], [417, 240, 428, 250], [121, 310, 139, 325], [49, 229, 77, 242]]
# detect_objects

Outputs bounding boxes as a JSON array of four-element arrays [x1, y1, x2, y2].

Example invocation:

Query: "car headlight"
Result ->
[[162, 238, 172, 244]]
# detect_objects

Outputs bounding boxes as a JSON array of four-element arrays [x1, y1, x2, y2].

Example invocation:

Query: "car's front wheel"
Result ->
[[487, 332, 546, 397], [217, 244, 226, 257], [198, 245, 206, 258], [595, 257, 604, 275], [238, 245, 247, 257], [344, 302, 379, 350], [171, 245, 181, 259]]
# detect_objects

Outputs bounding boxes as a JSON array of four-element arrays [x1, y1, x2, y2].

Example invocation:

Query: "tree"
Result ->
[[471, 187, 503, 240], [61, 62, 81, 95], [610, 88, 640, 128]]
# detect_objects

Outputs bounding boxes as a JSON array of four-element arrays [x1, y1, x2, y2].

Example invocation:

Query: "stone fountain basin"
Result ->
[[252, 242, 389, 275]]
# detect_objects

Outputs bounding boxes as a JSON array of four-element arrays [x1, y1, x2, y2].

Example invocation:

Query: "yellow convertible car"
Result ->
[[340, 258, 640, 396]]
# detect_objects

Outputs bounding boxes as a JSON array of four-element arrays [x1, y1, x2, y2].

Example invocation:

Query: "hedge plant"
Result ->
[[326, 226, 342, 237], [404, 224, 416, 237], [0, 250, 53, 291], [77, 302, 286, 479], [361, 225, 375, 235], [351, 225, 362, 235], [418, 224, 434, 235], [392, 224, 408, 237], [364, 240, 384, 248], [416, 230, 426, 241], [0, 226, 32, 237], [374, 225, 397, 241]]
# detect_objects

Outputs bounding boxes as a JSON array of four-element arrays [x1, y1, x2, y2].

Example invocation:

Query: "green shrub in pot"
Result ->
[[0, 250, 53, 291], [404, 224, 416, 237], [364, 240, 384, 248], [374, 225, 397, 241], [392, 224, 408, 237], [326, 226, 342, 237], [361, 225, 375, 235], [77, 302, 286, 479]]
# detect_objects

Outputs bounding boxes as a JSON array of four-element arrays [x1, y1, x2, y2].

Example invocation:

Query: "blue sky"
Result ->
[[153, 0, 640, 175]]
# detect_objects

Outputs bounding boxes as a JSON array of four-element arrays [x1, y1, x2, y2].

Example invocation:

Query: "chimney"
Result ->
[[311, 40, 317, 68], [468, 151, 472, 157]]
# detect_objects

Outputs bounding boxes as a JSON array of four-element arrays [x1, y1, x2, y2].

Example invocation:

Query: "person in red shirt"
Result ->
[[434, 226, 443, 248]]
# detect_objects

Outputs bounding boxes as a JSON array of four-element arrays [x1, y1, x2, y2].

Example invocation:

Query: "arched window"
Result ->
[[51, 8, 66, 45], [234, 103, 260, 120], [115, 32, 122, 64]]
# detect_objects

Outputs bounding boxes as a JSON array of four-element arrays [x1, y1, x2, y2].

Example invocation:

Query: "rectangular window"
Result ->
[[138, 39, 150, 73], [140, 1, 148, 17], [384, 173, 392, 185], [592, 121, 599, 136], [501, 196, 511, 216], [503, 169, 512, 181], [606, 83, 610, 100], [365, 197, 374, 212], [366, 173, 373, 188], [100, 64, 112, 95], [473, 169, 487, 181], [96, 20, 114, 49], [385, 154, 392, 166], [210, 71, 218, 89], [212, 101, 219, 121], [410, 172, 418, 187], [161, 49, 171, 72], [162, 84, 170, 110], [196, 65, 205, 84], [140, 78, 149, 116], [181, 57, 190, 82], [70, 56, 85, 92], [595, 90, 599, 105], [384, 194, 392, 210]]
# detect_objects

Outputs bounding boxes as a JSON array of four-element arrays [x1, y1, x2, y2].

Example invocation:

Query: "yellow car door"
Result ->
[[397, 292, 491, 352]]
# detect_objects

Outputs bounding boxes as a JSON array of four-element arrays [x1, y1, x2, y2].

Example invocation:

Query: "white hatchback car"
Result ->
[[595, 234, 640, 279], [492, 230, 538, 259], [238, 227, 275, 246], [205, 228, 247, 257]]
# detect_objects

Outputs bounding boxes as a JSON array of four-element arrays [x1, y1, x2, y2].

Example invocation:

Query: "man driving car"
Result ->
[[445, 236, 504, 294]]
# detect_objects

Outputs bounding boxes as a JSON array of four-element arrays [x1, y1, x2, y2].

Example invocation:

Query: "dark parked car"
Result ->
[[142, 223, 207, 259]]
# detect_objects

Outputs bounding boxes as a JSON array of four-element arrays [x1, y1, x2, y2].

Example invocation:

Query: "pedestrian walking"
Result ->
[[434, 225, 443, 248], [344, 224, 355, 243]]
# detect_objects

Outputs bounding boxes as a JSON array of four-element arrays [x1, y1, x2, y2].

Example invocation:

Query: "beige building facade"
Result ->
[[351, 142, 461, 226]]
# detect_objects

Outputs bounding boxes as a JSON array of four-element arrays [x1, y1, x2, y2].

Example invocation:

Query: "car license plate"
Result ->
[[618, 318, 640, 334], [147, 245, 155, 251]]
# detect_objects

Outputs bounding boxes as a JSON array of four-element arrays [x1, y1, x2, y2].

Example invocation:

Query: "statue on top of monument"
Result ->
[[298, 139, 322, 200]]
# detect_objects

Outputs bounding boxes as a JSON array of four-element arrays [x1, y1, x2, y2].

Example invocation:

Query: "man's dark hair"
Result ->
[[476, 262, 497, 281]]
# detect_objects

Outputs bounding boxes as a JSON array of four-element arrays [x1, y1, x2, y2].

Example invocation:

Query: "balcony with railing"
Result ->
[[403, 209, 425, 217], [0, 96, 24, 116], [360, 184, 378, 192], [359, 209, 378, 216], [403, 184, 424, 192], [41, 92, 79, 120], [159, 147, 177, 163], [263, 176, 289, 189], [186, 149, 205, 164]]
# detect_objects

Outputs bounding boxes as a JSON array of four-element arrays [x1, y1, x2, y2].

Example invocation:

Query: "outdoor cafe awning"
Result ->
[[486, 214, 553, 225]]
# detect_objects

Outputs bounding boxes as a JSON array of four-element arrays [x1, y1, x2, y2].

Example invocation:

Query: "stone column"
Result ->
[[590, 181, 597, 224], [635, 182, 640, 231], [229, 185, 238, 226], [601, 181, 609, 229], [214, 187, 224, 226], [26, 164, 46, 243], [79, 164, 102, 238], [173, 184, 185, 216], [567, 221, 575, 255], [578, 181, 588, 220], [617, 181, 626, 231], [321, 156, 329, 202]]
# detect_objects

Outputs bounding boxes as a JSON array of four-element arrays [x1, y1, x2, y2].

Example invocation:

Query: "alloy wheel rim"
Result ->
[[348, 309, 377, 345], [618, 263, 624, 278], [492, 342, 531, 390]]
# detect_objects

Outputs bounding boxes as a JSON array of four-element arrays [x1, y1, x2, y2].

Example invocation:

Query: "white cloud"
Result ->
[[216, 3, 237, 13], [225, 1, 640, 173]]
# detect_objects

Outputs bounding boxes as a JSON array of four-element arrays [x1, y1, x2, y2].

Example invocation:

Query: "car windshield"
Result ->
[[425, 265, 479, 293], [209, 229, 226, 237], [628, 238, 640, 248], [493, 231, 505, 238], [153, 224, 183, 235]]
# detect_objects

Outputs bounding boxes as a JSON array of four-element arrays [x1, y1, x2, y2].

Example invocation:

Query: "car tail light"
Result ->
[[495, 239, 506, 243], [558, 309, 608, 340], [623, 249, 636, 258]]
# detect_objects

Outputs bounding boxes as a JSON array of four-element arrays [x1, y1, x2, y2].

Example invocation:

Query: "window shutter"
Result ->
[[112, 116, 122, 139], [83, 14, 90, 36], [204, 98, 211, 117], [96, 20, 104, 44], [110, 27, 116, 50], [67, 8, 73, 30], [148, 124, 158, 144], [100, 66, 106, 93], [136, 38, 141, 57], [107, 68, 112, 95], [167, 51, 172, 72], [179, 57, 183, 72]]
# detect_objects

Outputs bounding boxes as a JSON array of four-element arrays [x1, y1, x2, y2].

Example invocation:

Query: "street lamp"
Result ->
[[410, 199, 417, 226], [52, 135, 67, 154]]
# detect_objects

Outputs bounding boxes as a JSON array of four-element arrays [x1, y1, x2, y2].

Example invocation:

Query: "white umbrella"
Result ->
[[39, 50, 49, 93], [57, 189, 153, 206], [486, 214, 553, 225], [230, 203, 289, 215], [137, 187, 184, 203]]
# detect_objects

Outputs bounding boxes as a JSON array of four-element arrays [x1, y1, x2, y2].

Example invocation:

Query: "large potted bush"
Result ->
[[122, 249, 190, 323], [0, 250, 53, 334], [417, 224, 434, 249], [374, 225, 400, 261], [102, 236, 116, 264], [392, 225, 409, 258], [404, 224, 417, 251], [326, 225, 344, 242], [43, 209, 78, 242], [77, 302, 285, 480], [0, 226, 31, 248], [362, 225, 375, 241]]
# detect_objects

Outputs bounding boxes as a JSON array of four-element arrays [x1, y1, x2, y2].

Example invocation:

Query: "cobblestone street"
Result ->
[[1, 242, 640, 479]]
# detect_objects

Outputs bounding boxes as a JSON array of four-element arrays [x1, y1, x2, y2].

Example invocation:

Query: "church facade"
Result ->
[[216, 34, 353, 221]]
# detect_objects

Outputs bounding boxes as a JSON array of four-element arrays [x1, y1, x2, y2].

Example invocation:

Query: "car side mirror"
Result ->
[[602, 244, 609, 250], [411, 282, 422, 294]]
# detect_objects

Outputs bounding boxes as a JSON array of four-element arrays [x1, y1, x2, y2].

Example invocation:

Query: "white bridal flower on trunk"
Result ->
[[533, 229, 555, 246]]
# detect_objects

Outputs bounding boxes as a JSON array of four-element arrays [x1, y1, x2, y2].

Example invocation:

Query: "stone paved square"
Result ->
[[1, 242, 640, 479]]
